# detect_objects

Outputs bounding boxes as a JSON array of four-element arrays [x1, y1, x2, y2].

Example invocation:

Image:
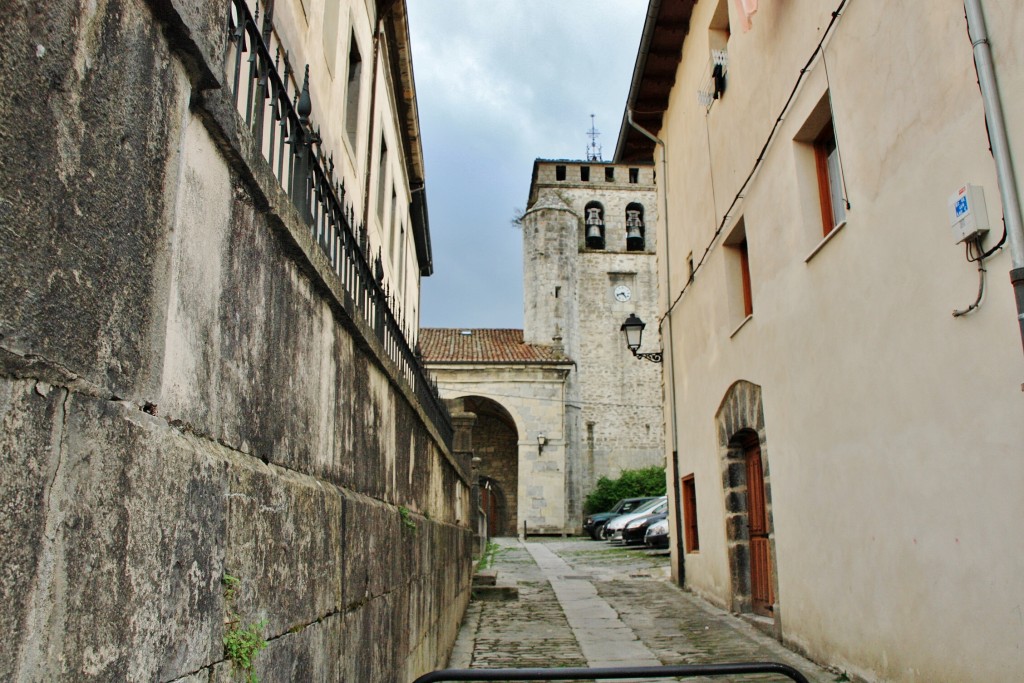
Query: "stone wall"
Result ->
[[0, 0, 471, 680], [427, 365, 572, 534], [523, 164, 665, 528]]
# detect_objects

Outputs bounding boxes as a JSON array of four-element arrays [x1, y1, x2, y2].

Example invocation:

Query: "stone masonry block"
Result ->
[[14, 394, 226, 681], [0, 379, 65, 680], [209, 611, 344, 683], [223, 453, 344, 636]]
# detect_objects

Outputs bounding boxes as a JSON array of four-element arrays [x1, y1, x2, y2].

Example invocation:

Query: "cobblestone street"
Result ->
[[447, 538, 837, 682]]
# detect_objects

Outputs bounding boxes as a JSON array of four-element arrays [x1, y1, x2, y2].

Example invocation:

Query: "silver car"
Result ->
[[604, 496, 667, 542]]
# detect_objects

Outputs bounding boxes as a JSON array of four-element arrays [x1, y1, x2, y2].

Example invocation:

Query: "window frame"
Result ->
[[344, 33, 363, 151], [682, 474, 700, 553], [814, 120, 845, 237]]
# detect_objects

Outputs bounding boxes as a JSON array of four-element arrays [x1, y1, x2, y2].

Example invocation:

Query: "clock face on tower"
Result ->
[[613, 285, 632, 302]]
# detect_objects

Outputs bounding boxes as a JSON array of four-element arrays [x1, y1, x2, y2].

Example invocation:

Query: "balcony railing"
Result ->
[[225, 0, 453, 449]]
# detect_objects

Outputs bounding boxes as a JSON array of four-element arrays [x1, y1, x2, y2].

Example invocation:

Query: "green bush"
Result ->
[[583, 466, 667, 514]]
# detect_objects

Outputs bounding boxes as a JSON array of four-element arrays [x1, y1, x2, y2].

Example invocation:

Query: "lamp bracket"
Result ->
[[632, 350, 663, 363]]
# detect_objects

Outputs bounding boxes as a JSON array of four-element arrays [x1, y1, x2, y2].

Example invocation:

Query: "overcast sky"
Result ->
[[407, 1, 649, 330]]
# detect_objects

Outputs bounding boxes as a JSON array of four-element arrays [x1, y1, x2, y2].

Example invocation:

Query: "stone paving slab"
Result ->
[[447, 538, 837, 683]]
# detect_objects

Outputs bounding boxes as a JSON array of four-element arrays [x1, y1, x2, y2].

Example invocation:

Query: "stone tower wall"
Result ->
[[524, 162, 665, 524]]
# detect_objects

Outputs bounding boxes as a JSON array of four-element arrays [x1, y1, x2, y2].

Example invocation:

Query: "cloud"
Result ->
[[408, 1, 648, 328]]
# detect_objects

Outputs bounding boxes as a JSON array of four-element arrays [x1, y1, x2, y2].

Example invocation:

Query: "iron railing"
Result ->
[[412, 662, 811, 682], [225, 0, 453, 449]]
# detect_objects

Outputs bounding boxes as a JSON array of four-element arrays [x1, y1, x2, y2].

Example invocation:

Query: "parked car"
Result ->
[[644, 518, 670, 549], [604, 497, 667, 542], [622, 510, 668, 545], [583, 496, 658, 540]]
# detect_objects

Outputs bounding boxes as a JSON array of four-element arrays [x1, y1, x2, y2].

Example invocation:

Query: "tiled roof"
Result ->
[[418, 329, 570, 364]]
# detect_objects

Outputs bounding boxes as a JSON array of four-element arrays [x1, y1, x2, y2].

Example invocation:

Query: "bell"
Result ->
[[585, 206, 605, 249], [626, 210, 644, 251]]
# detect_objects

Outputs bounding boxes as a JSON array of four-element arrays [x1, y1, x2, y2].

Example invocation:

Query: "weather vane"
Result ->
[[586, 114, 603, 162]]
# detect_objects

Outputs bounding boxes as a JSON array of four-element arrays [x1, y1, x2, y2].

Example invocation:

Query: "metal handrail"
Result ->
[[412, 662, 811, 682]]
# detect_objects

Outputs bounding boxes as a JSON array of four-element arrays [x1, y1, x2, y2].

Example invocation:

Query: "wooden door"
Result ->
[[481, 483, 501, 537], [745, 442, 774, 616]]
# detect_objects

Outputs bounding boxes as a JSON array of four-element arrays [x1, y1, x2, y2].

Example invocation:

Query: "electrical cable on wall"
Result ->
[[954, 235, 988, 316]]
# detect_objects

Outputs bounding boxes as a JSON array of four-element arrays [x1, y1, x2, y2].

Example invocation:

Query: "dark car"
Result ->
[[583, 496, 658, 540], [622, 510, 668, 545], [645, 518, 670, 549]]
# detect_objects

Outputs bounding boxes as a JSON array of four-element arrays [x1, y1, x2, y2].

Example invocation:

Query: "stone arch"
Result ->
[[715, 380, 780, 625], [457, 395, 520, 536]]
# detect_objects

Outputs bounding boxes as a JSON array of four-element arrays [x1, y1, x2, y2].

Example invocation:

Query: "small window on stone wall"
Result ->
[[629, 167, 640, 184], [605, 167, 615, 182], [556, 165, 566, 181], [584, 201, 605, 249], [580, 166, 590, 182], [625, 203, 645, 251]]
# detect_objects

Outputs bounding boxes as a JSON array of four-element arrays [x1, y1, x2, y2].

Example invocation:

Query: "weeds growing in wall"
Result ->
[[222, 574, 267, 683]]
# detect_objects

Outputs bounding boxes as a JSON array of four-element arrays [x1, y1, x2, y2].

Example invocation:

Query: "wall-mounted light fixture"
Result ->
[[621, 313, 663, 363], [537, 433, 547, 446]]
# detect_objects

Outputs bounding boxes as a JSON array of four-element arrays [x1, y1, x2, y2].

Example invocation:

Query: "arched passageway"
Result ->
[[462, 396, 519, 536]]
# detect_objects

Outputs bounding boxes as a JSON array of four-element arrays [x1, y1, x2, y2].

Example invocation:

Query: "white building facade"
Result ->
[[616, 1, 1024, 681]]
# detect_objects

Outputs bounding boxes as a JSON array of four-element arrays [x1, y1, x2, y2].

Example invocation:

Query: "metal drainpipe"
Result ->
[[627, 109, 685, 587], [964, 0, 1024, 356]]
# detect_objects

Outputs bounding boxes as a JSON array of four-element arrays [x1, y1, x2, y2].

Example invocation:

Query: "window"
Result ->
[[709, 0, 731, 51], [555, 165, 566, 181], [321, 0, 340, 76], [682, 475, 700, 553], [737, 239, 752, 317], [580, 166, 590, 182], [814, 120, 846, 236], [389, 188, 398, 264], [605, 167, 615, 182], [584, 201, 605, 250], [628, 167, 639, 184], [625, 203, 645, 251], [398, 221, 407, 293], [376, 138, 388, 223], [724, 218, 753, 326], [795, 92, 847, 246], [345, 35, 363, 149]]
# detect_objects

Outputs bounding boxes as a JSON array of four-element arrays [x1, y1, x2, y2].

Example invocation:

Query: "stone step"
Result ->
[[472, 570, 498, 586], [472, 585, 519, 601]]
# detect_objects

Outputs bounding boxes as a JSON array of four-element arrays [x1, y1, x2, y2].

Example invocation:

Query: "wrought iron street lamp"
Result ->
[[621, 313, 663, 363]]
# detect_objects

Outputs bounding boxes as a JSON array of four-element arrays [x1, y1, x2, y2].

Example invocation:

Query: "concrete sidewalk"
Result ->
[[448, 538, 838, 682]]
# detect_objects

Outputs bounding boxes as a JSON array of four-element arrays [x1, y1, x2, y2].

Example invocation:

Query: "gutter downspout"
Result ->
[[964, 0, 1024, 356], [627, 108, 685, 587]]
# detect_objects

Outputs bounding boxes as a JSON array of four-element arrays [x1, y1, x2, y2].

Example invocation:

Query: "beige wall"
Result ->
[[235, 0, 424, 334], [655, 0, 1024, 680]]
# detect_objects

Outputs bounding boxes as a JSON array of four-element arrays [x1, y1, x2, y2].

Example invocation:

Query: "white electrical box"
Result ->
[[947, 184, 990, 243]]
